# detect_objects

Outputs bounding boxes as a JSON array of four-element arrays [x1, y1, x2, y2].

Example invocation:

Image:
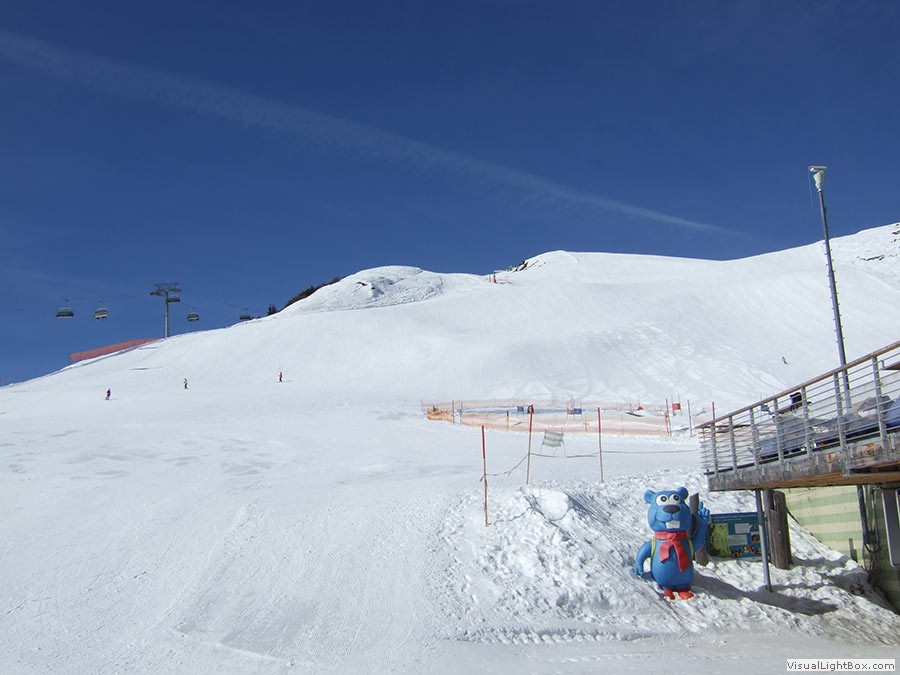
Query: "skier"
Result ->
[[183, 378, 189, 390], [279, 371, 283, 383], [105, 388, 111, 401]]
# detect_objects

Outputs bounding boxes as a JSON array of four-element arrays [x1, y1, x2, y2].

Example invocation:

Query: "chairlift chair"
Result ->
[[239, 310, 253, 321], [187, 308, 200, 322], [93, 301, 109, 320], [56, 300, 74, 319]]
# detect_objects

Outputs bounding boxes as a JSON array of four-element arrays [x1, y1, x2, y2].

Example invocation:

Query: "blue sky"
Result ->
[[1, 1, 898, 384]]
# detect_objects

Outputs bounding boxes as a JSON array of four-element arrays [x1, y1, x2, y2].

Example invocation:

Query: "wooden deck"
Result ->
[[705, 429, 900, 491], [700, 339, 900, 492]]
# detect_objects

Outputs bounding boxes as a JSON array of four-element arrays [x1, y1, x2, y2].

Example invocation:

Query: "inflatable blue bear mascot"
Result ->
[[633, 487, 709, 600]]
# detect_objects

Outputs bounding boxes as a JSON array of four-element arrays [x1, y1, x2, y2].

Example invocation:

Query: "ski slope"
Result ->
[[2, 224, 900, 674]]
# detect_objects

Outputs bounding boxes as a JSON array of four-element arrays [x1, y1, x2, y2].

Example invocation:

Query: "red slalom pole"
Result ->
[[598, 407, 604, 482], [525, 404, 534, 485], [482, 425, 489, 527]]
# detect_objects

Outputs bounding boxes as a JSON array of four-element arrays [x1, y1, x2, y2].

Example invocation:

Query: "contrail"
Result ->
[[0, 30, 727, 233]]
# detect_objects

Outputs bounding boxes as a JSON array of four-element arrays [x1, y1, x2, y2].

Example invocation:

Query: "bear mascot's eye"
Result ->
[[656, 495, 668, 505]]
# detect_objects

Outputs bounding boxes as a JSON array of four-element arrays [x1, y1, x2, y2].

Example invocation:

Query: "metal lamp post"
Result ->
[[809, 166, 849, 375], [810, 166, 876, 569]]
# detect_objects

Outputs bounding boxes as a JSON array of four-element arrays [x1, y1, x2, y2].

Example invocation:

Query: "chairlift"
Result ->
[[239, 308, 253, 321], [56, 299, 74, 319], [187, 308, 200, 322], [93, 301, 109, 320]]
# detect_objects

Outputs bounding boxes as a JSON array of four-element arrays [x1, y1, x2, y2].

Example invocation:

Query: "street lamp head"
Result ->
[[809, 165, 827, 192]]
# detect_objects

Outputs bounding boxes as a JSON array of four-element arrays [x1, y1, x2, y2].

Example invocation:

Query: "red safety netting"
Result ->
[[422, 398, 707, 437], [70, 338, 159, 363]]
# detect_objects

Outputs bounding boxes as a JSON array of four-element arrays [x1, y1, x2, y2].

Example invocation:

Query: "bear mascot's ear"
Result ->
[[677, 487, 689, 500], [643, 489, 656, 504]]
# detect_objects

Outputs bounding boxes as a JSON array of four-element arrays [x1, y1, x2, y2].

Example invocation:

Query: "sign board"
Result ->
[[708, 512, 762, 559]]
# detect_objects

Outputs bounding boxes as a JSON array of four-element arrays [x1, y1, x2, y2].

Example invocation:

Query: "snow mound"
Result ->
[[437, 469, 900, 647], [286, 266, 448, 313]]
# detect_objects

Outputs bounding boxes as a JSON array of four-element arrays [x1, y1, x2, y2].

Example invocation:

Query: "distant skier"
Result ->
[[279, 371, 283, 383], [183, 378, 188, 390], [782, 356, 788, 364], [105, 388, 111, 401]]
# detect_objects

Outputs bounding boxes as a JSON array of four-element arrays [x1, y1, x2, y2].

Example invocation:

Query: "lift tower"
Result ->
[[150, 282, 182, 338]]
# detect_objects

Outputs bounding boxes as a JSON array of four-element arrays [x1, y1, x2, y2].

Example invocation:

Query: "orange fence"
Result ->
[[422, 398, 710, 437], [70, 338, 159, 363]]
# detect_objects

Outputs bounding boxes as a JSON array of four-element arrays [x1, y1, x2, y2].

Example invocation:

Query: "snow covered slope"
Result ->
[[17, 223, 900, 411], [1, 224, 899, 674]]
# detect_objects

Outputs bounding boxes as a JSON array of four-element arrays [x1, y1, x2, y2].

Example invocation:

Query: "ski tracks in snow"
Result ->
[[169, 487, 446, 672]]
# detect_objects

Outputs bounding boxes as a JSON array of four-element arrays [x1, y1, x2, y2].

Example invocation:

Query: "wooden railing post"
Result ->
[[763, 489, 792, 570]]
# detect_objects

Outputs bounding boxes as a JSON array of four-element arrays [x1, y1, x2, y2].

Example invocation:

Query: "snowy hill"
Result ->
[[2, 224, 900, 673]]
